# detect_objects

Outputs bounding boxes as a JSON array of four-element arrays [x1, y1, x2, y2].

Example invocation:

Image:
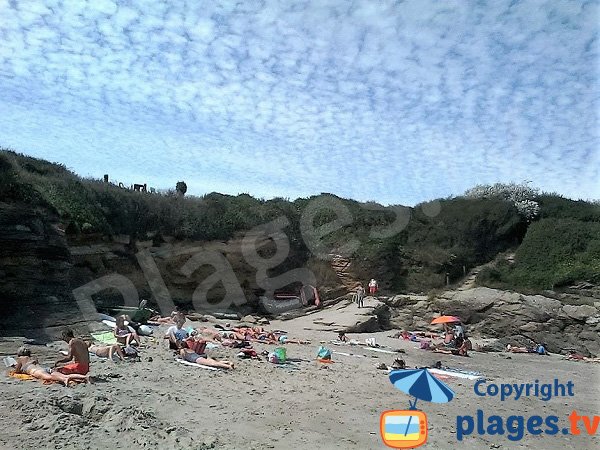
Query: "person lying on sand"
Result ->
[[506, 343, 548, 355], [177, 340, 234, 370], [149, 309, 186, 325], [389, 331, 423, 342], [114, 315, 141, 347], [15, 347, 90, 386], [274, 333, 310, 345], [244, 332, 277, 344], [54, 329, 90, 375], [87, 342, 125, 362], [149, 312, 176, 324], [565, 351, 600, 362], [195, 327, 224, 341], [428, 334, 471, 356]]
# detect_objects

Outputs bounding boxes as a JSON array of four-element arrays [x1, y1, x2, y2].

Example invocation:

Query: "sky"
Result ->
[[0, 0, 598, 205]]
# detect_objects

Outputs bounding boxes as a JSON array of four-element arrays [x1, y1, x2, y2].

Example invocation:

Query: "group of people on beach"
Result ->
[[390, 322, 472, 357], [162, 310, 310, 369], [12, 329, 92, 385], [353, 278, 378, 308], [11, 304, 319, 384]]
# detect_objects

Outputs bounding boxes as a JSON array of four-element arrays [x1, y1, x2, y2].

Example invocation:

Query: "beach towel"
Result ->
[[333, 351, 365, 358], [427, 368, 484, 381], [91, 331, 118, 345], [361, 347, 399, 355], [8, 370, 35, 381], [7, 370, 83, 385], [176, 358, 220, 371]]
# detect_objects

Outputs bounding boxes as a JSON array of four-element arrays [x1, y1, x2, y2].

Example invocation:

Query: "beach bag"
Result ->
[[274, 347, 287, 363], [317, 346, 332, 360], [138, 325, 153, 336], [268, 352, 280, 364], [124, 346, 138, 357]]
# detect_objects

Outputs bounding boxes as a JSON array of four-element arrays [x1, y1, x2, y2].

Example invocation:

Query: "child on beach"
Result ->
[[114, 315, 141, 347]]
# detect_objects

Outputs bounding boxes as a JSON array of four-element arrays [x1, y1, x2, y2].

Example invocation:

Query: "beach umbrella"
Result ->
[[389, 369, 455, 406], [430, 315, 461, 325], [388, 368, 455, 438]]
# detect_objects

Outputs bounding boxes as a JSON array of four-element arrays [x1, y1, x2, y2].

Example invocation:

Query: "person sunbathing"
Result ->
[[54, 329, 91, 375], [87, 341, 125, 362], [15, 347, 90, 386], [274, 333, 310, 344], [433, 339, 469, 356], [149, 315, 175, 324], [218, 330, 246, 341], [114, 315, 141, 347], [177, 340, 234, 370], [506, 343, 548, 355], [197, 327, 223, 340], [149, 309, 185, 324]]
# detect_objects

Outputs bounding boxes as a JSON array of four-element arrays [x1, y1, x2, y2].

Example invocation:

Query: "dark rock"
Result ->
[[0, 202, 89, 336]]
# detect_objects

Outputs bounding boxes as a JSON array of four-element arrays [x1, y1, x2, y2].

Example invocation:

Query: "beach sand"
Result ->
[[1, 305, 599, 450]]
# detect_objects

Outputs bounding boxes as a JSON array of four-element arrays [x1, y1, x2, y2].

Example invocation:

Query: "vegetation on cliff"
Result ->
[[1, 149, 598, 294]]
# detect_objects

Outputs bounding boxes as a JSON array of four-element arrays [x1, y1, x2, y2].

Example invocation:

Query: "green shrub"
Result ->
[[2, 149, 598, 295]]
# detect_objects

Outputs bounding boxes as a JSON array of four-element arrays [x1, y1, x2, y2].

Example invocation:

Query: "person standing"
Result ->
[[356, 284, 365, 308], [368, 278, 378, 296]]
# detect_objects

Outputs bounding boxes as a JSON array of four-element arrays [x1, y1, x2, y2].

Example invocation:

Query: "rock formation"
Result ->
[[385, 287, 600, 356], [0, 202, 87, 336]]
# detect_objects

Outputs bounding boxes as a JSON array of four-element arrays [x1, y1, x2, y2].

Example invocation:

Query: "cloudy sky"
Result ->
[[0, 0, 598, 205]]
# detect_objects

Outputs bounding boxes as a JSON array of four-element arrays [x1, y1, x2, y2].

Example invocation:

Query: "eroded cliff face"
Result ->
[[0, 202, 87, 335], [0, 199, 342, 335], [67, 235, 262, 315], [66, 230, 338, 316]]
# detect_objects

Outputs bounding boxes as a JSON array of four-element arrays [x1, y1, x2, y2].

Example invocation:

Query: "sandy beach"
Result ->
[[1, 298, 599, 450]]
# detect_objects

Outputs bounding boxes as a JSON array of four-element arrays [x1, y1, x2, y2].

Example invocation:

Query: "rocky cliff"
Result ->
[[386, 286, 600, 356], [0, 202, 87, 336]]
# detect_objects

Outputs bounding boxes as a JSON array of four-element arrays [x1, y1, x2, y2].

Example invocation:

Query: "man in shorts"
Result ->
[[54, 329, 90, 375]]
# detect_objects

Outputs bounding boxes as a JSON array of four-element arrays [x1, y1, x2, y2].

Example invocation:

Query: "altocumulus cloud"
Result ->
[[0, 0, 598, 204]]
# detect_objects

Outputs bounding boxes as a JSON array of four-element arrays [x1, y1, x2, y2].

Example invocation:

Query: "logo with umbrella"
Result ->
[[380, 367, 455, 448]]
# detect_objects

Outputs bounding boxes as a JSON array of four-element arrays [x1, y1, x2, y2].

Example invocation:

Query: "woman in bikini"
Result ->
[[177, 340, 234, 370], [14, 347, 90, 386], [114, 315, 141, 347]]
